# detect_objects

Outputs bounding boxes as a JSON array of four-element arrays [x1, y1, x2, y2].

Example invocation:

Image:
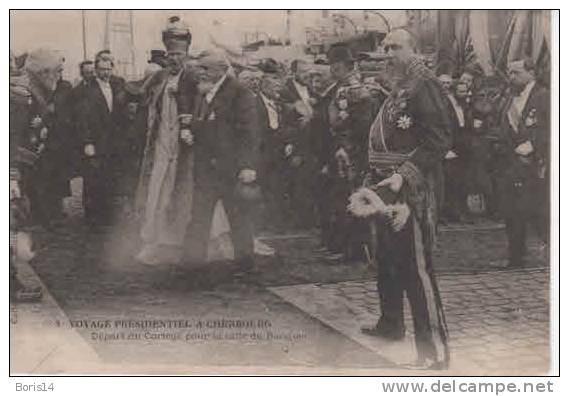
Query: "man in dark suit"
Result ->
[[78, 56, 125, 227], [280, 59, 323, 229], [319, 44, 375, 257], [438, 74, 470, 223], [184, 50, 260, 268], [495, 58, 550, 267], [95, 49, 126, 91], [241, 66, 286, 232]]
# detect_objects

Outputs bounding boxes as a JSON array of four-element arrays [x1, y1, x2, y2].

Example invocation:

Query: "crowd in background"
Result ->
[[9, 28, 550, 299]]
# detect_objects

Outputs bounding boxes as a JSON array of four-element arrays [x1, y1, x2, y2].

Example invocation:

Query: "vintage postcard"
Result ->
[[9, 9, 555, 375]]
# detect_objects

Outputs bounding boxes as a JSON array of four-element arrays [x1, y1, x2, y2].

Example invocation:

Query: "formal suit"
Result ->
[[77, 77, 125, 225], [441, 94, 470, 221], [255, 93, 287, 230], [495, 81, 550, 265], [11, 74, 74, 226], [279, 79, 325, 228], [319, 74, 375, 255], [184, 76, 260, 265]]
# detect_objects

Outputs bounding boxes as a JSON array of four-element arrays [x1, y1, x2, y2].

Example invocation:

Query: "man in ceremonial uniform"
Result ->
[[8, 48, 65, 302], [14, 49, 71, 228], [495, 59, 550, 267], [359, 29, 452, 369], [320, 43, 375, 257]]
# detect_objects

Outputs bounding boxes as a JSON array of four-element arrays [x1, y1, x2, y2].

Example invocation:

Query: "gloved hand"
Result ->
[[238, 169, 257, 184], [84, 144, 95, 157], [180, 129, 194, 146]]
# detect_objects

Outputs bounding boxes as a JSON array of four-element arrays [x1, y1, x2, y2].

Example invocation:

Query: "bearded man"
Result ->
[[183, 50, 260, 270], [8, 48, 65, 302], [358, 29, 452, 370], [15, 49, 71, 228]]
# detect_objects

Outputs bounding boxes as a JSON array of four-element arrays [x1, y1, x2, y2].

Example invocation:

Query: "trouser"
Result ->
[[82, 158, 114, 226], [442, 158, 467, 219], [284, 159, 318, 229], [26, 161, 68, 226], [504, 200, 548, 265], [185, 172, 254, 264], [500, 168, 548, 264], [319, 173, 351, 253], [373, 213, 450, 364], [259, 160, 287, 232]]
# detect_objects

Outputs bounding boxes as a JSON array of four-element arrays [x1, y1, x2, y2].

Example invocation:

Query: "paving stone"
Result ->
[[269, 268, 550, 375]]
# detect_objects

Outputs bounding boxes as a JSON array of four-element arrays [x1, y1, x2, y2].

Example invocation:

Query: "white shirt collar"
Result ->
[[519, 80, 536, 98], [96, 77, 111, 87], [205, 73, 228, 104], [515, 80, 536, 106], [260, 92, 274, 106], [447, 94, 465, 128], [96, 78, 113, 111], [508, 80, 536, 132], [260, 93, 279, 129], [293, 79, 309, 99]]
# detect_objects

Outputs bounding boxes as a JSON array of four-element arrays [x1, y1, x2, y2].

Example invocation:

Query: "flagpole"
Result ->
[[81, 10, 87, 60]]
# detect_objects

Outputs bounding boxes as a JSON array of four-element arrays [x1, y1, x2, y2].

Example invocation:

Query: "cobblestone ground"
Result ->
[[270, 269, 551, 375], [11, 178, 553, 374]]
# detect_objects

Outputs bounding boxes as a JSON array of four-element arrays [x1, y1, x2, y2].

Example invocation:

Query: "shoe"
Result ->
[[235, 256, 254, 272], [323, 252, 344, 261], [360, 324, 405, 341], [401, 358, 448, 370]]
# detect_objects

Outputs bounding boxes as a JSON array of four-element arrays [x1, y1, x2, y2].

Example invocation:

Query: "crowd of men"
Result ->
[[10, 16, 549, 368]]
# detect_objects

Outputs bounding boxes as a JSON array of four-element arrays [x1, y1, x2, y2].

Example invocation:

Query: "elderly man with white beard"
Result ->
[[182, 50, 261, 271], [9, 48, 65, 302]]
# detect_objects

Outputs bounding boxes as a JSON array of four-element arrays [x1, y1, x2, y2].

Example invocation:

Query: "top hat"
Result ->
[[149, 49, 166, 63], [327, 43, 355, 64]]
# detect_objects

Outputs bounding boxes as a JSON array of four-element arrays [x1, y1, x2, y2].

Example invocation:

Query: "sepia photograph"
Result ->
[[9, 9, 556, 376]]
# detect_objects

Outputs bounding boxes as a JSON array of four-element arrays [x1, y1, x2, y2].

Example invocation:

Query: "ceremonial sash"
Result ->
[[368, 101, 414, 169]]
